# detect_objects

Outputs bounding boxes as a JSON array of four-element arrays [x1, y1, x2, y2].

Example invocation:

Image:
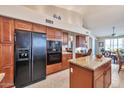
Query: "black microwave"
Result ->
[[47, 40, 62, 53]]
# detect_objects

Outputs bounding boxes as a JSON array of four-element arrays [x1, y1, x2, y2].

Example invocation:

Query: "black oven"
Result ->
[[47, 40, 62, 65], [47, 52, 62, 65]]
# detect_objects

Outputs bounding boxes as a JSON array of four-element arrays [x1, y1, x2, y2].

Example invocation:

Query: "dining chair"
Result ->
[[82, 48, 92, 57], [116, 49, 124, 73], [87, 48, 92, 56]]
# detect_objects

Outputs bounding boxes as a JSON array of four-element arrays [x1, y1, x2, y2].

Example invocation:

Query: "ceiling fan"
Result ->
[[111, 26, 116, 37]]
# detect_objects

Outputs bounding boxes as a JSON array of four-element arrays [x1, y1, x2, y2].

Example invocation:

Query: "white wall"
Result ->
[[0, 5, 90, 36], [24, 5, 84, 27], [96, 38, 105, 53]]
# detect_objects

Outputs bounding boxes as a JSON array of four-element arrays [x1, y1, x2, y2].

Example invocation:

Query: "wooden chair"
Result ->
[[82, 48, 92, 56], [87, 48, 92, 56], [116, 49, 124, 73]]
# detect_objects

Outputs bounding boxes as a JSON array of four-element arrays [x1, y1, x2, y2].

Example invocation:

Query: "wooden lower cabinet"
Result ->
[[62, 54, 72, 70], [94, 74, 104, 88], [104, 67, 111, 88], [62, 61, 69, 70], [0, 66, 14, 88], [47, 63, 62, 75], [94, 67, 111, 88], [0, 44, 14, 88], [70, 61, 111, 88], [47, 53, 72, 75], [70, 64, 93, 88]]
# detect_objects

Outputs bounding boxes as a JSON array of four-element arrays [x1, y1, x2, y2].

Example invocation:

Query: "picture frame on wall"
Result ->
[[99, 42, 104, 47]]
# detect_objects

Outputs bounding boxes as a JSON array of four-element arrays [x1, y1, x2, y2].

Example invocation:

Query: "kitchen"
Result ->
[[0, 5, 111, 88]]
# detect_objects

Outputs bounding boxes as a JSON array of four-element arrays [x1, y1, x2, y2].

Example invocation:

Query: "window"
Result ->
[[105, 38, 124, 51], [105, 39, 110, 51]]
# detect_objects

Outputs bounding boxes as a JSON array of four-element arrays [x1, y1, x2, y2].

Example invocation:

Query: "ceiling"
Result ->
[[56, 5, 124, 37]]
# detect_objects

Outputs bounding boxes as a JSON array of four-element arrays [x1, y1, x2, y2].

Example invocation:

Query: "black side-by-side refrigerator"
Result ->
[[14, 30, 46, 87]]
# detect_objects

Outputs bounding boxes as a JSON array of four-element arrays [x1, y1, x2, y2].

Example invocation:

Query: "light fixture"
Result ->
[[112, 26, 116, 37]]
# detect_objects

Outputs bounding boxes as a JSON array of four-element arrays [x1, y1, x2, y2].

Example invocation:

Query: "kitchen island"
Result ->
[[69, 56, 111, 88]]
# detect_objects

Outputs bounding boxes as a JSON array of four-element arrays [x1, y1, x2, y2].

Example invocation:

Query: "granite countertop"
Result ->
[[62, 52, 72, 54], [69, 56, 111, 71], [0, 73, 5, 82]]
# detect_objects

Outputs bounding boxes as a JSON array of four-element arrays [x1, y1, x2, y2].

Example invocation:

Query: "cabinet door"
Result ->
[[15, 20, 32, 31], [55, 29, 62, 39], [32, 24, 46, 33], [0, 44, 14, 67], [1, 66, 14, 84], [46, 27, 55, 39], [0, 17, 14, 43], [76, 36, 80, 47], [63, 32, 68, 45], [70, 64, 93, 88], [76, 36, 86, 47], [94, 74, 104, 88], [104, 67, 111, 88], [62, 54, 69, 69]]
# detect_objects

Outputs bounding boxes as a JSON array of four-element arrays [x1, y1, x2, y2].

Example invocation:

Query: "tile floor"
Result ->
[[26, 64, 124, 88]]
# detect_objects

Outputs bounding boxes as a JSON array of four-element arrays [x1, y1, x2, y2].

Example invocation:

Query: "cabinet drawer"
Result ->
[[47, 63, 62, 75], [15, 20, 32, 31]]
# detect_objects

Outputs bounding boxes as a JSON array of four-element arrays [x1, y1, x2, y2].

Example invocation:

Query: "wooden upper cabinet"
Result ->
[[62, 32, 68, 45], [32, 24, 46, 33], [46, 27, 55, 39], [15, 20, 32, 31], [55, 29, 62, 39], [0, 17, 14, 44], [0, 44, 14, 67], [76, 35, 86, 47], [46, 27, 62, 40]]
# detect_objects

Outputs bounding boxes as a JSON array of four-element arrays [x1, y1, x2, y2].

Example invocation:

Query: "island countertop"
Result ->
[[69, 56, 112, 71]]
